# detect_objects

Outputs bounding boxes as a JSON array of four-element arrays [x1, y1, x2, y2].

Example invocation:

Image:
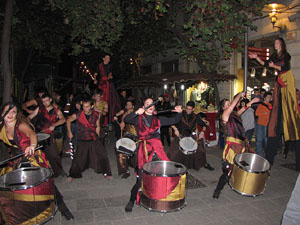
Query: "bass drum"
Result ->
[[0, 167, 56, 225], [141, 161, 187, 212], [229, 153, 270, 197]]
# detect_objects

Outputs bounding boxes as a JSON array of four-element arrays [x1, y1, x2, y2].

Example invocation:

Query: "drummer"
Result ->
[[66, 96, 112, 182], [213, 93, 260, 199], [114, 100, 137, 179], [168, 100, 215, 171], [21, 87, 48, 115], [0, 102, 73, 222], [123, 97, 182, 212], [28, 93, 66, 177]]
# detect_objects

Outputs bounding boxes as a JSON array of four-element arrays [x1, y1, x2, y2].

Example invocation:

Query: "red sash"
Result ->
[[78, 111, 98, 140], [137, 114, 169, 169]]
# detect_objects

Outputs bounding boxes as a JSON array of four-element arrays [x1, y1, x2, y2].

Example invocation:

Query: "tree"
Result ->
[[139, 0, 268, 105], [1, 0, 14, 104], [48, 0, 124, 55]]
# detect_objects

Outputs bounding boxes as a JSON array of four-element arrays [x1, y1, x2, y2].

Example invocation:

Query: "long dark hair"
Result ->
[[275, 37, 287, 57], [219, 98, 229, 117], [0, 102, 29, 126]]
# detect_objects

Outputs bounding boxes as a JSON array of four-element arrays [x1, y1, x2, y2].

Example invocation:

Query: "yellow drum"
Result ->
[[229, 153, 270, 196], [141, 161, 187, 212]]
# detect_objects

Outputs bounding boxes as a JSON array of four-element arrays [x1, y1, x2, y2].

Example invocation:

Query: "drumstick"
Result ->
[[0, 146, 43, 166], [68, 139, 74, 160]]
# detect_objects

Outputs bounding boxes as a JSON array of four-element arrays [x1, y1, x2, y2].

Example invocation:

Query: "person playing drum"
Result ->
[[66, 96, 112, 182], [28, 93, 66, 177], [123, 97, 182, 212], [213, 93, 260, 199], [114, 100, 137, 179], [168, 100, 214, 171], [0, 102, 73, 223]]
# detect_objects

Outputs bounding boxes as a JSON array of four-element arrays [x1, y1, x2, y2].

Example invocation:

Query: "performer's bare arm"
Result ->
[[19, 122, 38, 157], [66, 113, 76, 140], [222, 92, 245, 123], [49, 110, 66, 131], [96, 118, 100, 136], [22, 99, 38, 114], [27, 107, 39, 120]]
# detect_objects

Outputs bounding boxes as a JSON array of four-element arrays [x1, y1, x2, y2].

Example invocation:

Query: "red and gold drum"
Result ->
[[229, 153, 270, 197], [0, 167, 56, 224], [141, 161, 187, 212]]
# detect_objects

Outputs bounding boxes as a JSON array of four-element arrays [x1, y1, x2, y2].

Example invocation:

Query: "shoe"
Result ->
[[204, 164, 215, 171], [213, 190, 220, 199], [121, 172, 130, 179], [125, 201, 134, 212], [104, 174, 113, 180], [61, 209, 74, 220], [283, 154, 287, 159]]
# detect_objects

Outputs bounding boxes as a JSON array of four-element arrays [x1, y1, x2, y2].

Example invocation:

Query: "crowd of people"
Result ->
[[0, 37, 300, 223]]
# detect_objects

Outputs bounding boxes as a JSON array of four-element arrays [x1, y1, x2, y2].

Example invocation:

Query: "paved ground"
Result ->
[[47, 134, 299, 225]]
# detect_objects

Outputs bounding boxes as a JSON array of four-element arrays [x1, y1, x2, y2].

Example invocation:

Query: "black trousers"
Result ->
[[214, 162, 231, 193]]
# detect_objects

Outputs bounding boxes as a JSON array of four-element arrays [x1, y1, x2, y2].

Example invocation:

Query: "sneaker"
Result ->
[[213, 190, 220, 199], [61, 209, 74, 220], [204, 163, 215, 171], [121, 172, 130, 179], [125, 201, 134, 212]]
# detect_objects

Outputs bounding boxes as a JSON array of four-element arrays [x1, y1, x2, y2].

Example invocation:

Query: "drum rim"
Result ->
[[179, 136, 198, 151], [229, 180, 266, 197], [37, 132, 51, 138], [234, 153, 271, 174], [142, 160, 187, 177], [116, 137, 136, 151], [0, 167, 53, 191]]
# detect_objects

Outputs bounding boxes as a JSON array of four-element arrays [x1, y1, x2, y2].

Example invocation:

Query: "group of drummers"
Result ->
[[0, 85, 272, 223]]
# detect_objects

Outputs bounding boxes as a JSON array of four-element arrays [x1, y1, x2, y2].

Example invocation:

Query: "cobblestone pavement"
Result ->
[[46, 134, 299, 225]]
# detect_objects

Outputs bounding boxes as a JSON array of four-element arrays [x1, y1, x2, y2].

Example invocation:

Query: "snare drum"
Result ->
[[116, 137, 136, 157], [141, 161, 187, 212], [37, 132, 51, 147], [0, 167, 56, 224], [179, 137, 198, 155], [229, 153, 270, 196]]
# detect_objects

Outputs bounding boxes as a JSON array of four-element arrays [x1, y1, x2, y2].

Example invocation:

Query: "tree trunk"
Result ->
[[1, 0, 14, 104]]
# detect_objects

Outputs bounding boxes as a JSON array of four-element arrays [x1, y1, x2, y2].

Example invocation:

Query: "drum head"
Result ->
[[0, 167, 52, 190], [116, 138, 136, 151], [142, 161, 187, 177], [179, 137, 197, 151], [234, 153, 270, 173], [37, 133, 51, 141]]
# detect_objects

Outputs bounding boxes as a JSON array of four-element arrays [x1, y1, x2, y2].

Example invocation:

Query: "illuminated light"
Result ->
[[250, 68, 255, 77], [81, 61, 84, 65], [181, 84, 185, 90], [267, 49, 270, 52], [275, 71, 278, 75], [267, 53, 269, 56], [267, 57, 269, 60], [84, 66, 87, 69], [262, 67, 267, 77], [164, 84, 167, 90]]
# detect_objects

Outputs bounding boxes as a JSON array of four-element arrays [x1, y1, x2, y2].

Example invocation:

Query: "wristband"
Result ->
[[31, 144, 37, 147]]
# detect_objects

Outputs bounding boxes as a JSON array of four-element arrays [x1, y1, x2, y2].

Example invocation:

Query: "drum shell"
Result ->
[[54, 131, 63, 154], [0, 168, 56, 224], [37, 133, 51, 147], [141, 161, 187, 212], [229, 153, 270, 196]]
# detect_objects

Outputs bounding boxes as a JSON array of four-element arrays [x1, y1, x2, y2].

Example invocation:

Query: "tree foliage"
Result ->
[[48, 0, 124, 55], [140, 0, 268, 74]]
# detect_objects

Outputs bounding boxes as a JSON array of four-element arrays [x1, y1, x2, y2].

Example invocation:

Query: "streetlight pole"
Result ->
[[244, 27, 248, 92]]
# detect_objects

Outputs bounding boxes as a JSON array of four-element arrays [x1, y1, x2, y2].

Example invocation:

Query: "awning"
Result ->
[[118, 72, 236, 89]]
